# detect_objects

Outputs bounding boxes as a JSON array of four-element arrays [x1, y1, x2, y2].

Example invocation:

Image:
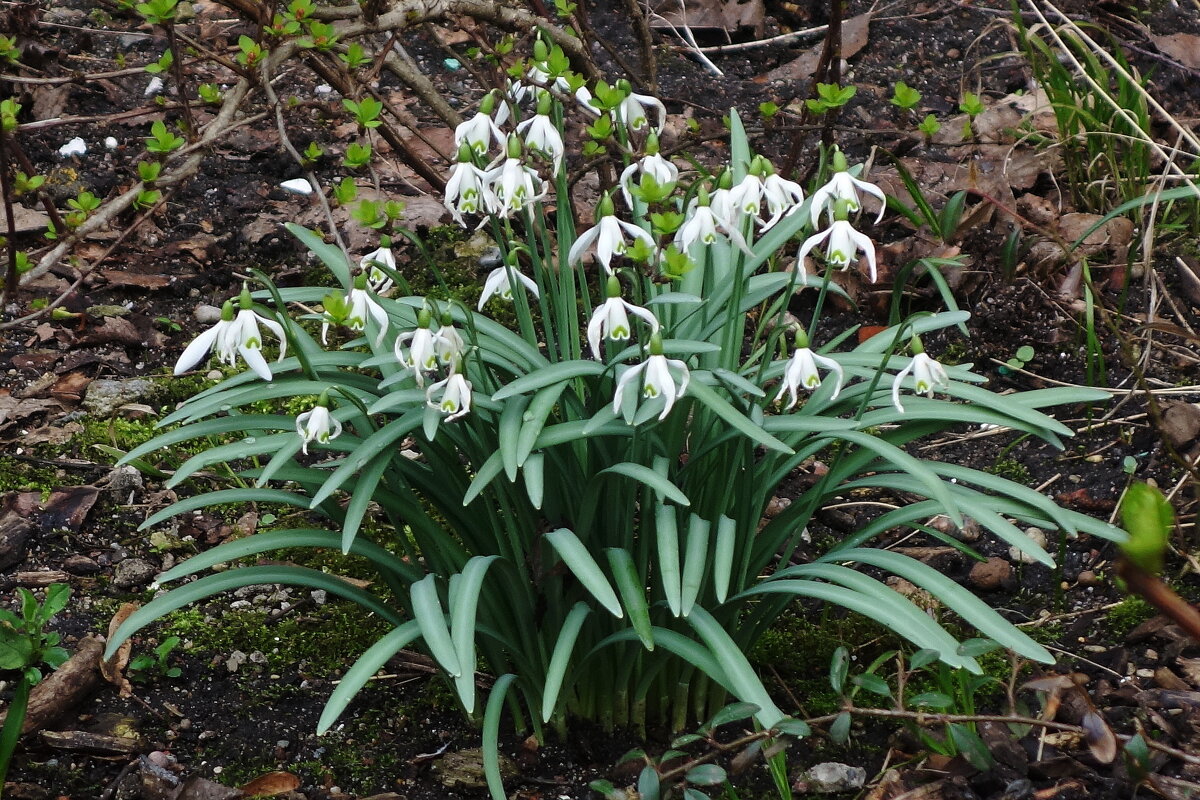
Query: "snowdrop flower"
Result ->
[[676, 189, 752, 255], [891, 346, 950, 413], [445, 146, 494, 226], [613, 335, 690, 422], [618, 134, 678, 209], [434, 312, 466, 365], [796, 210, 878, 282], [516, 92, 565, 172], [344, 274, 389, 347], [761, 168, 806, 230], [614, 80, 665, 133], [173, 290, 286, 382], [394, 310, 441, 386], [809, 150, 887, 227], [454, 92, 504, 156], [478, 263, 540, 310], [484, 136, 548, 218], [568, 194, 656, 275], [426, 364, 472, 422], [296, 393, 342, 454], [360, 245, 396, 292], [587, 276, 660, 360], [775, 334, 844, 409]]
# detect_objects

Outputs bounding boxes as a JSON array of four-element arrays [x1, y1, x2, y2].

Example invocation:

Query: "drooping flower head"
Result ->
[[453, 91, 505, 157], [891, 338, 951, 413], [296, 391, 343, 454], [359, 244, 396, 292], [796, 198, 878, 281], [568, 192, 657, 275], [478, 257, 540, 310], [614, 79, 666, 133], [483, 135, 548, 218], [426, 359, 472, 422], [809, 148, 887, 227], [613, 333, 690, 422], [587, 275, 660, 360], [619, 132, 678, 210], [394, 307, 441, 386], [774, 328, 844, 409], [516, 90, 566, 173], [173, 287, 286, 382]]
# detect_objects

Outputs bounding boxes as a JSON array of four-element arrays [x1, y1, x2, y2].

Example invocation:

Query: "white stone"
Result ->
[[145, 76, 165, 96], [58, 137, 86, 157], [280, 177, 313, 195], [104, 136, 119, 150]]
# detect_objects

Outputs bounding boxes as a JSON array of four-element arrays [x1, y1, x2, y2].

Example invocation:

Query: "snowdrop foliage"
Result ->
[[117, 52, 1126, 800]]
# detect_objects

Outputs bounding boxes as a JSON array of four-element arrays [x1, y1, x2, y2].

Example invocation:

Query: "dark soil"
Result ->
[[3, 0, 1200, 797]]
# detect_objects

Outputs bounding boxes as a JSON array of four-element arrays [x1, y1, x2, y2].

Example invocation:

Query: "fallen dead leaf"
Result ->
[[761, 12, 871, 83], [0, 391, 62, 430], [99, 270, 173, 290], [651, 0, 765, 37], [101, 603, 138, 697], [1153, 33, 1200, 70], [238, 771, 300, 796], [22, 421, 84, 447], [40, 486, 100, 531]]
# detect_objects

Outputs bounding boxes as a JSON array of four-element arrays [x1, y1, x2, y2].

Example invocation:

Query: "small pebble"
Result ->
[[145, 76, 165, 96], [104, 136, 119, 150], [1009, 527, 1048, 564], [193, 304, 222, 324], [280, 177, 313, 195], [59, 137, 87, 157], [1136, 668, 1154, 679], [1077, 570, 1099, 586]]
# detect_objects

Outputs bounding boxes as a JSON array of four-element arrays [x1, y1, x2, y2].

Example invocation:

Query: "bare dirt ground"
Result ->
[[2, 0, 1200, 797]]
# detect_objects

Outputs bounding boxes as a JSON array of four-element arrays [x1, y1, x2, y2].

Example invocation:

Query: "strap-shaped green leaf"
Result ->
[[410, 574, 462, 677], [656, 505, 682, 617], [157, 529, 419, 584], [317, 620, 421, 734], [686, 607, 785, 728], [285, 223, 352, 288], [166, 432, 296, 489], [120, 415, 295, 464], [341, 450, 392, 553], [492, 361, 605, 401], [600, 463, 689, 506], [680, 515, 711, 617], [483, 673, 518, 800], [138, 488, 313, 531], [817, 429, 961, 527], [516, 382, 567, 465], [449, 556, 498, 713], [687, 380, 793, 454], [309, 409, 423, 507], [463, 451, 503, 506], [592, 628, 732, 694], [544, 529, 623, 618], [606, 549, 653, 650], [752, 570, 978, 671], [499, 395, 530, 482], [829, 548, 1053, 663], [255, 436, 306, 487], [105, 566, 402, 659], [712, 515, 737, 603], [542, 601, 591, 722], [523, 453, 545, 510]]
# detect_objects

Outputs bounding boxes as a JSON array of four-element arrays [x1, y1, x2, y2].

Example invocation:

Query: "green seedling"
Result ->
[[197, 83, 222, 104], [134, 188, 163, 210], [759, 101, 779, 120], [12, 171, 45, 196], [0, 34, 21, 64], [297, 20, 337, 50], [339, 43, 369, 69], [267, 13, 301, 36], [959, 91, 984, 138], [129, 635, 183, 681], [332, 176, 357, 205], [138, 160, 163, 184], [287, 0, 314, 19], [1006, 345, 1036, 370], [343, 142, 372, 169], [135, 0, 177, 24], [145, 119, 185, 154], [343, 96, 383, 129], [1119, 482, 1172, 576], [301, 141, 324, 165], [918, 114, 940, 138], [890, 81, 921, 110], [352, 199, 386, 229], [145, 49, 173, 75], [0, 584, 72, 789], [1, 99, 20, 133], [236, 35, 264, 67], [806, 83, 856, 114]]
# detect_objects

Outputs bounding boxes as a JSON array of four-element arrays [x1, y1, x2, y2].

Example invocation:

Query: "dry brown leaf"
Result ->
[[98, 270, 173, 290], [102, 603, 138, 696], [652, 0, 765, 37], [22, 422, 84, 447], [760, 12, 871, 83], [238, 771, 300, 796], [0, 391, 62, 430], [1154, 33, 1200, 70]]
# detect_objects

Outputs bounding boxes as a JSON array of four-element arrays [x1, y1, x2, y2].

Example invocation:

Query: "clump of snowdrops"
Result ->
[[108, 40, 1124, 799]]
